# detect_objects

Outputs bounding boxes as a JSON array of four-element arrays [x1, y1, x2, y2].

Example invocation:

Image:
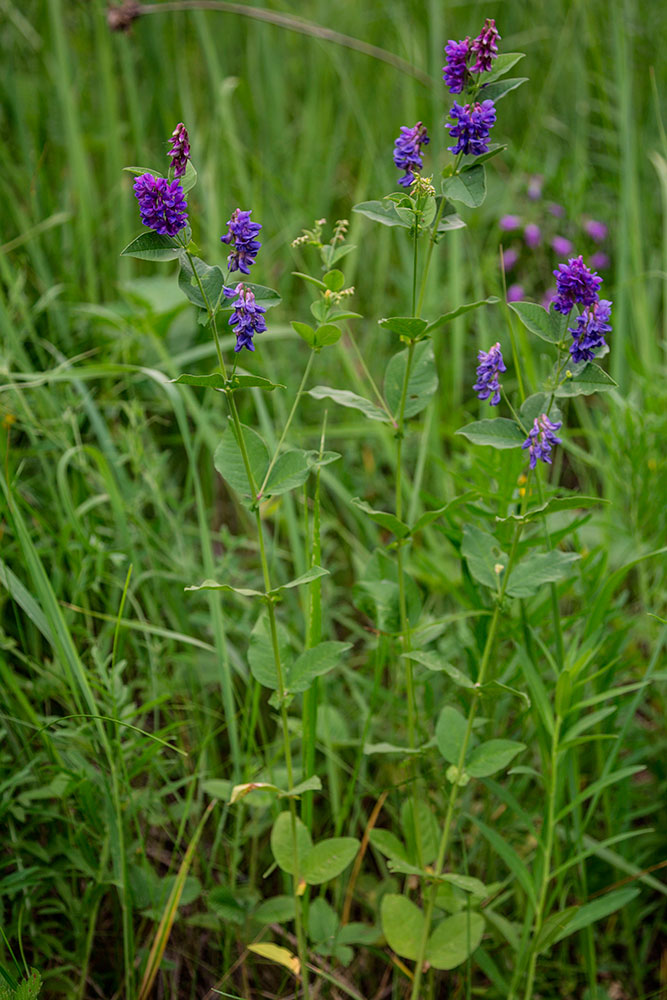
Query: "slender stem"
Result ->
[[412, 225, 419, 316], [409, 521, 524, 1000], [183, 247, 228, 379], [257, 351, 315, 498], [534, 470, 565, 669], [346, 327, 397, 426]]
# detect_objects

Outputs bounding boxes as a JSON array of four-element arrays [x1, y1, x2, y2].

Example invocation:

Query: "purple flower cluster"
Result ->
[[446, 100, 496, 156], [470, 18, 501, 73], [168, 123, 191, 178], [522, 414, 562, 470], [221, 209, 262, 274], [393, 121, 430, 187], [228, 284, 267, 353], [473, 342, 506, 406], [443, 19, 501, 92], [568, 299, 613, 363], [133, 173, 188, 236], [552, 255, 603, 314]]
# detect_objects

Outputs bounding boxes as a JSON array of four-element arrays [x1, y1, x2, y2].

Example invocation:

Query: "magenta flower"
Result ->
[[584, 219, 608, 242], [168, 123, 191, 178], [507, 283, 524, 302], [500, 214, 522, 231], [524, 223, 541, 248], [473, 342, 506, 406], [470, 18, 501, 73], [522, 414, 562, 469], [443, 38, 471, 93]]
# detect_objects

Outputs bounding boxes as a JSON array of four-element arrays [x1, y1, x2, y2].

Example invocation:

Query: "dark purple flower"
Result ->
[[507, 283, 524, 302], [446, 100, 496, 156], [503, 247, 519, 271], [524, 223, 541, 248], [552, 255, 602, 314], [133, 173, 188, 236], [168, 122, 191, 178], [568, 299, 612, 363], [552, 235, 573, 256], [443, 38, 470, 93], [228, 284, 267, 352], [500, 214, 522, 231], [527, 175, 543, 200], [221, 208, 262, 274], [522, 413, 562, 469], [473, 341, 506, 406], [393, 121, 430, 187], [590, 251, 610, 270], [470, 18, 501, 73], [584, 219, 607, 242]]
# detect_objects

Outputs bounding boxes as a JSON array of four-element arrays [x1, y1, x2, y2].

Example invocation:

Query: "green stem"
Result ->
[[346, 327, 397, 426], [183, 247, 228, 379], [257, 350, 315, 498], [409, 521, 524, 1000]]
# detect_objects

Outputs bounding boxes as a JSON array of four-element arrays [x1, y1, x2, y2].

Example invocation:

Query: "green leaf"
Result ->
[[178, 254, 225, 309], [172, 372, 227, 388], [368, 829, 410, 865], [222, 282, 282, 311], [123, 165, 163, 178], [461, 143, 507, 168], [462, 525, 508, 591], [350, 497, 409, 538], [483, 52, 526, 82], [426, 912, 485, 969], [177, 159, 197, 194], [519, 392, 562, 427], [466, 739, 526, 778], [380, 894, 425, 960], [507, 550, 581, 598], [425, 297, 499, 334], [440, 873, 489, 897], [253, 895, 296, 924], [384, 339, 438, 419], [248, 616, 291, 690], [308, 385, 388, 421], [264, 450, 311, 496], [496, 494, 604, 523], [479, 77, 528, 102], [436, 212, 466, 232], [470, 816, 537, 907], [308, 897, 339, 943], [555, 362, 618, 396], [313, 323, 343, 348], [302, 838, 359, 885], [323, 269, 345, 291], [288, 641, 351, 694], [456, 418, 525, 449], [363, 741, 422, 756], [214, 422, 269, 498], [403, 651, 474, 689], [552, 888, 640, 945], [271, 566, 329, 595], [228, 373, 283, 391], [292, 271, 327, 291], [183, 580, 264, 597], [442, 165, 486, 207], [410, 492, 477, 533], [509, 301, 564, 344], [353, 199, 412, 228], [401, 798, 439, 865], [435, 705, 469, 764], [120, 231, 182, 261], [270, 812, 313, 876], [279, 775, 323, 798], [378, 316, 429, 339], [292, 320, 316, 345]]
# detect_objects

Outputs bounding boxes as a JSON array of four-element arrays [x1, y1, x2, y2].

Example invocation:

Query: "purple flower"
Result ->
[[228, 284, 267, 352], [470, 18, 501, 73], [443, 38, 470, 93], [568, 299, 612, 363], [446, 100, 496, 156], [524, 223, 541, 248], [584, 219, 607, 242], [473, 342, 506, 406], [549, 203, 565, 218], [500, 214, 522, 231], [168, 122, 191, 178], [527, 175, 543, 200], [133, 173, 188, 237], [507, 283, 524, 302], [503, 247, 519, 271], [590, 251, 610, 270], [552, 255, 602, 314], [552, 235, 573, 256], [522, 414, 562, 469], [220, 208, 262, 274], [393, 121, 430, 187]]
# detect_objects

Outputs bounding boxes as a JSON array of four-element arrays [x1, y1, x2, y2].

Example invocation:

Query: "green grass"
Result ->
[[1, 1, 666, 997]]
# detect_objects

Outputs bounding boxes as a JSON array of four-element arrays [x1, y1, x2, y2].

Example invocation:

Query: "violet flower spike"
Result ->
[[393, 121, 430, 187], [552, 255, 603, 314], [473, 342, 506, 406], [229, 284, 267, 352], [446, 100, 496, 156], [470, 18, 501, 73], [168, 123, 191, 178], [133, 173, 188, 237], [443, 38, 470, 93], [221, 208, 262, 274], [522, 414, 562, 470], [568, 299, 612, 363]]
